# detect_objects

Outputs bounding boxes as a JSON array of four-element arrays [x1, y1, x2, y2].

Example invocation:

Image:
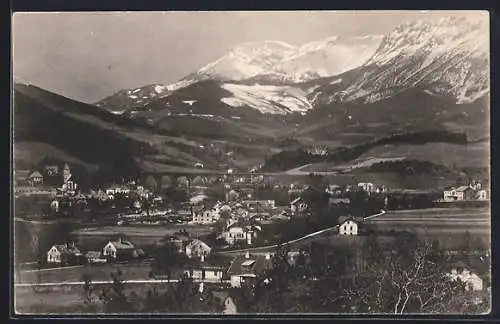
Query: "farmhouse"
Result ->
[[338, 216, 363, 236], [443, 186, 476, 201], [103, 238, 144, 260], [185, 239, 212, 259], [227, 252, 273, 288], [47, 242, 83, 265], [26, 171, 44, 186]]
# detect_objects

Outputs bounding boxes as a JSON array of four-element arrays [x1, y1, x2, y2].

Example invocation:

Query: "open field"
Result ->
[[71, 224, 213, 248], [14, 259, 171, 284], [366, 208, 490, 248], [299, 156, 407, 173], [14, 282, 174, 314], [357, 142, 489, 168]]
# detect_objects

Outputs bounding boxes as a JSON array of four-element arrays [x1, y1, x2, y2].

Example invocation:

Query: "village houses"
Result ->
[[338, 216, 364, 236], [183, 255, 226, 283], [227, 252, 273, 288], [192, 205, 221, 225], [443, 181, 489, 202], [26, 171, 44, 186], [102, 238, 144, 261], [290, 197, 308, 214], [47, 242, 83, 265], [185, 239, 212, 259], [220, 221, 261, 246]]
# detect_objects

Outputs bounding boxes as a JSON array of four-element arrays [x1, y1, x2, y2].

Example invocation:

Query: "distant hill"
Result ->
[[14, 83, 159, 183]]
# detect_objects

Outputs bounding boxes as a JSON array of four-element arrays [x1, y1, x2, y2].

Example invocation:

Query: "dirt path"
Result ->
[[219, 210, 386, 255]]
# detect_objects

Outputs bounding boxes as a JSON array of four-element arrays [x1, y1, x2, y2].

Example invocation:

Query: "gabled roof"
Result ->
[[52, 244, 81, 255], [28, 171, 43, 178], [108, 240, 135, 250], [290, 197, 302, 205], [338, 215, 363, 224], [455, 186, 473, 192], [186, 239, 211, 250], [227, 254, 273, 276]]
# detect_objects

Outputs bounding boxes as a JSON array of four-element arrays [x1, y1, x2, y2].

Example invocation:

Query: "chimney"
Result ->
[[245, 251, 250, 259]]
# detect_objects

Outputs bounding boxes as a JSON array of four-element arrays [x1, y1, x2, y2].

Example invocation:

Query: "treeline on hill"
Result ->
[[14, 89, 150, 184], [263, 130, 468, 171], [362, 159, 453, 176], [15, 84, 154, 131]]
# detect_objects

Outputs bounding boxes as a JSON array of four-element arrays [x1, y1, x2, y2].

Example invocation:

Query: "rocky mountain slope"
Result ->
[[94, 36, 383, 113], [316, 16, 489, 105], [96, 16, 488, 121]]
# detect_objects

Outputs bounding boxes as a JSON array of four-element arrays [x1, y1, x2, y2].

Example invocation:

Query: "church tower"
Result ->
[[63, 163, 72, 184]]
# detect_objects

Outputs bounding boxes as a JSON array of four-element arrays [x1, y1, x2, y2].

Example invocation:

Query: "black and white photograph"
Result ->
[[12, 10, 491, 315]]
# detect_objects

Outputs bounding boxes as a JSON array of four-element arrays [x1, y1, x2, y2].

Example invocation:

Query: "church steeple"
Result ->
[[63, 163, 72, 183]]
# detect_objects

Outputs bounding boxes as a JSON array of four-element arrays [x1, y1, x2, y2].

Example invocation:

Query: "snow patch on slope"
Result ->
[[182, 100, 197, 106], [220, 83, 312, 115]]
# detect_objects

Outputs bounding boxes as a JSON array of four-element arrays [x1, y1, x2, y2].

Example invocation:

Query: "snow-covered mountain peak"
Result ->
[[337, 15, 489, 105], [195, 40, 296, 81]]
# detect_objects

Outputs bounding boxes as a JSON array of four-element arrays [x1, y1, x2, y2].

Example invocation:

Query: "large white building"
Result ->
[[338, 216, 363, 236], [192, 207, 221, 224], [443, 185, 479, 201], [358, 182, 375, 193]]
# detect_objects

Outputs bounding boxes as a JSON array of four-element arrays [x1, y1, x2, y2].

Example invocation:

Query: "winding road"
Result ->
[[219, 210, 386, 255], [15, 210, 387, 287]]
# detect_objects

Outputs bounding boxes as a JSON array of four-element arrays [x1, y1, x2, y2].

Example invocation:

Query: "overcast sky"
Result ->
[[12, 10, 484, 103]]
